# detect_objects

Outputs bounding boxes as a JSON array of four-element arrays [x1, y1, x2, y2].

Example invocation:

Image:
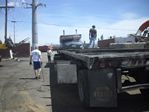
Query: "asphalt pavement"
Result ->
[[0, 53, 51, 112]]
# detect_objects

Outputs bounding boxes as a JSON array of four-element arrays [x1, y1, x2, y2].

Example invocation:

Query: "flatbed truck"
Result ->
[[51, 46, 149, 107]]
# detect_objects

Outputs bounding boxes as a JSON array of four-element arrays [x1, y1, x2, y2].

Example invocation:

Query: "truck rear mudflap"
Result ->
[[78, 69, 117, 107]]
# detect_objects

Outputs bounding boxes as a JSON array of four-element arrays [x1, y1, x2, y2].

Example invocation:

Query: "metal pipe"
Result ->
[[121, 83, 149, 92]]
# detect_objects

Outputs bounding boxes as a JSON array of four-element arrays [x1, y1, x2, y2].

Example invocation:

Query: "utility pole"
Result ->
[[32, 0, 38, 50], [0, 0, 14, 41], [5, 0, 8, 41], [11, 20, 16, 43], [23, 0, 45, 50]]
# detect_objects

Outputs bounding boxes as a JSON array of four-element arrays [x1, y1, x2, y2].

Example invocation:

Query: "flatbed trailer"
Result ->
[[52, 48, 149, 107]]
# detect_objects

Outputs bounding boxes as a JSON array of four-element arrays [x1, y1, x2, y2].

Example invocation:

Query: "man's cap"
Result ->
[[92, 25, 95, 28], [35, 46, 38, 49]]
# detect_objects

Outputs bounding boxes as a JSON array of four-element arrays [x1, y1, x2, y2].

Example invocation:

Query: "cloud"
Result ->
[[8, 1, 15, 7], [121, 12, 139, 20], [7, 0, 29, 7], [99, 17, 148, 39], [21, 0, 26, 3], [7, 1, 22, 7], [36, 16, 148, 45]]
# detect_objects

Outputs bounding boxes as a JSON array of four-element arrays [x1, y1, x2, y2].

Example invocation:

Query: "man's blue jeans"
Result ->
[[89, 37, 96, 48]]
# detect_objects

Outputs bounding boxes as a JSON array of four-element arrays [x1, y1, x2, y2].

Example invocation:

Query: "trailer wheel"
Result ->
[[132, 68, 149, 100], [141, 89, 149, 100], [78, 70, 90, 107], [140, 69, 149, 100]]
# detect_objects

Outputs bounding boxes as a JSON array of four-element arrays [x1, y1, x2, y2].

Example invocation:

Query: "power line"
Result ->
[[38, 22, 137, 32], [0, 0, 14, 41]]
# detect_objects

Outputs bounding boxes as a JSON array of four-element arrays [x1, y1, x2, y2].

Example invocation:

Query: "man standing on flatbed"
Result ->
[[30, 46, 42, 79], [89, 25, 97, 48]]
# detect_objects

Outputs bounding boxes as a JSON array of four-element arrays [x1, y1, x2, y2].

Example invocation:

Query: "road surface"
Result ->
[[0, 53, 51, 112]]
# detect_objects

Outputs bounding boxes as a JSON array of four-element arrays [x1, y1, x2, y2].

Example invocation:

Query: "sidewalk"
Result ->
[[0, 53, 52, 112]]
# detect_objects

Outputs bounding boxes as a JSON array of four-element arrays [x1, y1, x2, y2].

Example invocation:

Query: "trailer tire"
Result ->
[[132, 68, 149, 100], [140, 69, 149, 100], [141, 89, 149, 100], [78, 70, 90, 107]]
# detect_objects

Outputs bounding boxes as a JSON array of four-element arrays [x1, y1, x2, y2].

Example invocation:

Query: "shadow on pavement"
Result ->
[[42, 84, 51, 87], [41, 97, 51, 99], [19, 77, 36, 80], [0, 65, 4, 67]]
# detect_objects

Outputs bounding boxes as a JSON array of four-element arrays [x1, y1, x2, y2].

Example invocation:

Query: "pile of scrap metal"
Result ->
[[111, 20, 149, 49], [0, 37, 30, 59], [133, 20, 149, 42], [98, 20, 149, 48], [60, 34, 83, 49]]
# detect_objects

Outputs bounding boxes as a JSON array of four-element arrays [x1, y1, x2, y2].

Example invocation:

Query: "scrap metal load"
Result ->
[[60, 34, 83, 49], [126, 20, 149, 42], [135, 20, 149, 42], [60, 34, 81, 42], [98, 20, 149, 48]]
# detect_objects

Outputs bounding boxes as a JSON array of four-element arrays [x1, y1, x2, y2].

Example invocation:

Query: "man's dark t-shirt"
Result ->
[[89, 28, 97, 38]]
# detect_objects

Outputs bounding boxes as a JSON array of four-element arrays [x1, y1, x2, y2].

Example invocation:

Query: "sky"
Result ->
[[0, 0, 149, 45]]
